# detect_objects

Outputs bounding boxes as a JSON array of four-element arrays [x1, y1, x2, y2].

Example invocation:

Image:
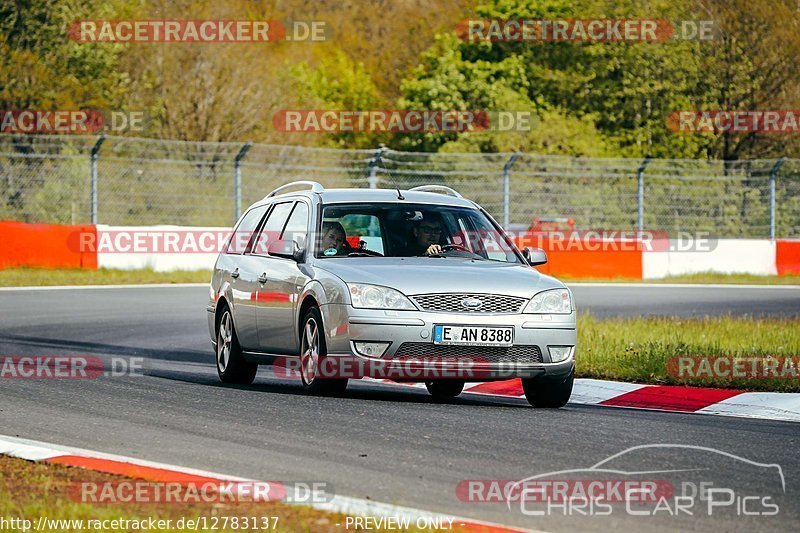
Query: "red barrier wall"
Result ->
[[776, 240, 800, 275], [0, 222, 788, 279], [514, 234, 643, 279], [0, 221, 97, 269], [538, 248, 643, 279]]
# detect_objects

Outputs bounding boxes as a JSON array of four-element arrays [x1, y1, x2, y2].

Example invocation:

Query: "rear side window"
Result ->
[[226, 205, 268, 254], [252, 202, 294, 254], [281, 202, 310, 250]]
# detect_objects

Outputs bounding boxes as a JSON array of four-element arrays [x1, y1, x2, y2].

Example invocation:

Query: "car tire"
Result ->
[[521, 370, 574, 408], [299, 307, 348, 395], [216, 304, 258, 385], [425, 380, 465, 399]]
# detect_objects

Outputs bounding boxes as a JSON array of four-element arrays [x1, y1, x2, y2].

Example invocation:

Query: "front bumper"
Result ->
[[319, 303, 576, 381]]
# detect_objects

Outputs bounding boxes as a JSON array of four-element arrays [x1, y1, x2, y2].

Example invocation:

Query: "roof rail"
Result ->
[[265, 181, 325, 199], [408, 185, 463, 198]]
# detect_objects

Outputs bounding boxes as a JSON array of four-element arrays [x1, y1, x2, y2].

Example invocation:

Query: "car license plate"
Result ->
[[433, 325, 514, 347]]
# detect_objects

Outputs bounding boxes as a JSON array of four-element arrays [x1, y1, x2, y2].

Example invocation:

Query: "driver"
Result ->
[[408, 219, 444, 256], [320, 221, 347, 256]]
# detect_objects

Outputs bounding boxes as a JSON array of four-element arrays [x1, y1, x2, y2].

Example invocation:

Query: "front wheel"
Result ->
[[521, 370, 574, 408], [299, 307, 348, 395], [216, 306, 258, 384], [425, 380, 465, 399]]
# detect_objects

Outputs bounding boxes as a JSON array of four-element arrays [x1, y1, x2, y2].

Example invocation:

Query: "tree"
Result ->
[[0, 0, 129, 111], [397, 0, 800, 158]]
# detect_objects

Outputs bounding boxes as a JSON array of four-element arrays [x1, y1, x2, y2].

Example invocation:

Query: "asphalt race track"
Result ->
[[570, 283, 800, 317], [1, 285, 799, 531]]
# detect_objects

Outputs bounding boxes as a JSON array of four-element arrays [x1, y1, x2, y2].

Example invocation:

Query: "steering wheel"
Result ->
[[441, 244, 469, 252]]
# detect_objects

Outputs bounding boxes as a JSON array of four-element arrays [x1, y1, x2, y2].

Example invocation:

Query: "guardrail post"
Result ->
[[768, 157, 786, 239], [234, 142, 252, 221], [90, 134, 106, 224], [637, 156, 652, 233], [367, 144, 387, 189], [502, 152, 521, 229]]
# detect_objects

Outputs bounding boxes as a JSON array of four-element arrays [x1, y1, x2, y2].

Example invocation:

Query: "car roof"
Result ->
[[322, 188, 476, 207], [250, 187, 478, 209]]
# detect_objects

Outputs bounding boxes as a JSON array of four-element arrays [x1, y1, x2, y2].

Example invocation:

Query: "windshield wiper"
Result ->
[[425, 253, 486, 260]]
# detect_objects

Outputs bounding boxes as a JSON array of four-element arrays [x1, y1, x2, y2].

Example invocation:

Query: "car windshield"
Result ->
[[315, 203, 522, 263]]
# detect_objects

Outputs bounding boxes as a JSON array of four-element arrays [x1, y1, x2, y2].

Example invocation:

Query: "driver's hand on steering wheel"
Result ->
[[425, 244, 442, 255]]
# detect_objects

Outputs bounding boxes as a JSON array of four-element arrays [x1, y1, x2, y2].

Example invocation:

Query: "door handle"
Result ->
[[257, 272, 268, 284], [231, 268, 240, 279]]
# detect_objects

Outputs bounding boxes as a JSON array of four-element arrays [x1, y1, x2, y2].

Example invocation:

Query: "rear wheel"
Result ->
[[521, 370, 574, 408], [425, 380, 465, 399], [299, 307, 348, 395], [216, 305, 258, 384]]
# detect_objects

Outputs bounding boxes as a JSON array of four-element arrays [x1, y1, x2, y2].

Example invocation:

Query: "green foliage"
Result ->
[[0, 0, 130, 110], [289, 49, 383, 148], [1, 0, 799, 161], [398, 0, 800, 158]]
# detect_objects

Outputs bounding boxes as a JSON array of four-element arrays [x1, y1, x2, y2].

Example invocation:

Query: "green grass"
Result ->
[[0, 456, 449, 533], [578, 314, 800, 392], [0, 267, 211, 287], [562, 272, 800, 285]]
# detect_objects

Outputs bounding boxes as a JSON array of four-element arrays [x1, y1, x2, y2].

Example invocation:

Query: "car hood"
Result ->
[[314, 257, 564, 298]]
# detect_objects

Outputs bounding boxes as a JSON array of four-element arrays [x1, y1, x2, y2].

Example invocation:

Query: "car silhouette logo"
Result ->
[[461, 297, 483, 309]]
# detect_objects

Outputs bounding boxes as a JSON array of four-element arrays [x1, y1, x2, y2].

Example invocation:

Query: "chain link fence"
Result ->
[[1, 134, 798, 237]]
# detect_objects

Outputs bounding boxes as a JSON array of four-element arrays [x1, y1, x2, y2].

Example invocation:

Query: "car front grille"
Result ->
[[392, 342, 543, 364], [411, 293, 527, 314]]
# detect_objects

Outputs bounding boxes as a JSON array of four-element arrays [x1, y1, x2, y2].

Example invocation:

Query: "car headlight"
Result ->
[[523, 288, 572, 314], [347, 283, 416, 310]]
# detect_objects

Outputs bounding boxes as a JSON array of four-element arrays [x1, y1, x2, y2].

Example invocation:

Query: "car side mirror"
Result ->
[[522, 247, 547, 266], [267, 239, 304, 262]]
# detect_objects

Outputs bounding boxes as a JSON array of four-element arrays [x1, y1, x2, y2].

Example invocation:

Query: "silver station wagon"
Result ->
[[207, 181, 576, 407]]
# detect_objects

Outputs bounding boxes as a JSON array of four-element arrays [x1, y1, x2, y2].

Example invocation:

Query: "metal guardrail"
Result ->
[[0, 134, 798, 237]]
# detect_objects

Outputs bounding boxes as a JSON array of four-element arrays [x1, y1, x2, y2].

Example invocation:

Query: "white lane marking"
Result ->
[[0, 434, 534, 533], [0, 434, 249, 480], [696, 393, 800, 423], [568, 282, 800, 290], [0, 283, 208, 291], [363, 377, 800, 423], [569, 379, 649, 404], [0, 440, 65, 461]]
